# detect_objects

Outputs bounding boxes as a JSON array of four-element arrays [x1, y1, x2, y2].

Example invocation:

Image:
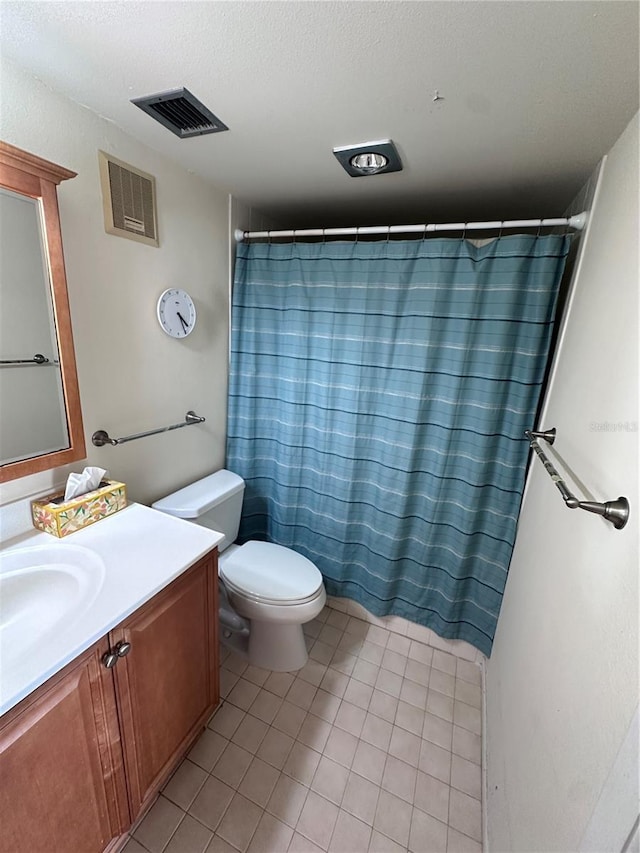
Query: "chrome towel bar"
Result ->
[[524, 428, 629, 530], [92, 411, 205, 447], [0, 353, 50, 366]]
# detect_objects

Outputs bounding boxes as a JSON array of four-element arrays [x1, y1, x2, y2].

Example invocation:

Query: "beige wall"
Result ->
[[486, 114, 639, 851], [0, 58, 230, 506]]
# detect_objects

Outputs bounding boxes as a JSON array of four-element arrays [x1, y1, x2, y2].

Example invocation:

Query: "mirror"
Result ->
[[0, 141, 85, 483]]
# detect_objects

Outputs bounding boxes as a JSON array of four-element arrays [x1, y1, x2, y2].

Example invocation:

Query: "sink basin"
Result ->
[[0, 544, 106, 654]]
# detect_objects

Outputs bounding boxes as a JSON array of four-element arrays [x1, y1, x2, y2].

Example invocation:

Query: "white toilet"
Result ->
[[152, 470, 326, 671]]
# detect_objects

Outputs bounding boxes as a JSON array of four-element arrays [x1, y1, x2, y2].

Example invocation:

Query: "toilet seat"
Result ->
[[219, 541, 323, 606]]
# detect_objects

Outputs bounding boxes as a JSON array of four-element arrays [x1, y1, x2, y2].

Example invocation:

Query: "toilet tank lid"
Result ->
[[151, 469, 244, 519]]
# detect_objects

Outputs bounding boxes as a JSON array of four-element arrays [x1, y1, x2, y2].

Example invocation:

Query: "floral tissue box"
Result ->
[[31, 479, 127, 537]]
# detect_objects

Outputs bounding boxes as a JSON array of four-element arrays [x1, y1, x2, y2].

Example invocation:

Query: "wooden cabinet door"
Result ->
[[0, 639, 129, 853], [112, 551, 219, 818]]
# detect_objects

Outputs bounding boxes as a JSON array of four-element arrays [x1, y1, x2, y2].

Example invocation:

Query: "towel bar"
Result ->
[[0, 354, 50, 366], [525, 428, 629, 530], [92, 411, 205, 447]]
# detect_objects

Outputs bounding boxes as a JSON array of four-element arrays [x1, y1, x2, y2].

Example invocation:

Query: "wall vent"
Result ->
[[98, 151, 159, 247], [131, 88, 229, 138]]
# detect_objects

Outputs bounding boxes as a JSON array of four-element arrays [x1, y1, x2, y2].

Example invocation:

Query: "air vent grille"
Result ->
[[107, 160, 156, 239], [131, 88, 229, 138], [98, 152, 159, 247]]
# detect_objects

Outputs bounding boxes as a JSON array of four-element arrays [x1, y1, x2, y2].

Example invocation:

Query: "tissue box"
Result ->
[[31, 480, 127, 537]]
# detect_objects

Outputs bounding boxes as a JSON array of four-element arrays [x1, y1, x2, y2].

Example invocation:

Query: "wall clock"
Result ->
[[157, 288, 196, 338]]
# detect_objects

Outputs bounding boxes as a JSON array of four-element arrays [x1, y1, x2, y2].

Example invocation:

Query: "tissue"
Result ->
[[64, 466, 107, 501]]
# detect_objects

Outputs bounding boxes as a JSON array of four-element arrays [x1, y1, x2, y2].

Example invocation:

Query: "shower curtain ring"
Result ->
[[498, 220, 504, 241], [387, 225, 391, 243], [461, 222, 467, 242]]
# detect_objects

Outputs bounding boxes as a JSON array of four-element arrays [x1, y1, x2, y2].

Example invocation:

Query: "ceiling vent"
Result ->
[[131, 88, 229, 138], [98, 151, 159, 247]]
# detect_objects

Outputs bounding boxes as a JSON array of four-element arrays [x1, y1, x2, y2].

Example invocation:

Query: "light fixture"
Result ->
[[333, 139, 402, 177], [350, 152, 388, 175]]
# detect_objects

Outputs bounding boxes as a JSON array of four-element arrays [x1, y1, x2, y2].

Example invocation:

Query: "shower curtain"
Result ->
[[227, 235, 569, 656]]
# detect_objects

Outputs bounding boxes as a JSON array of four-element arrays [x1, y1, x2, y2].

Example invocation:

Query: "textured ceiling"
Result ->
[[1, 1, 638, 227]]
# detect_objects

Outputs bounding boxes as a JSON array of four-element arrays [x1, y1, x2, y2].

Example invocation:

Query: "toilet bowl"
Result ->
[[152, 470, 326, 671], [219, 540, 326, 670]]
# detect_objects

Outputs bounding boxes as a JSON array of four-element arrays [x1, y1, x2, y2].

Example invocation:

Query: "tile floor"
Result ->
[[124, 605, 483, 853]]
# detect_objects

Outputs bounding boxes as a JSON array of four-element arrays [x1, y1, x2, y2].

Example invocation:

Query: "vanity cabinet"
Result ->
[[112, 550, 218, 817], [0, 637, 129, 853], [0, 550, 219, 853]]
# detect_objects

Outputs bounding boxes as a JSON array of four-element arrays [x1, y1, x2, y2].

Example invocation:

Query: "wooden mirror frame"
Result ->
[[0, 141, 86, 483]]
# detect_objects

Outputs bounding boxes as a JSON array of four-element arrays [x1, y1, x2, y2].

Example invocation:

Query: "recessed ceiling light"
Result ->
[[349, 152, 389, 175], [333, 139, 402, 177]]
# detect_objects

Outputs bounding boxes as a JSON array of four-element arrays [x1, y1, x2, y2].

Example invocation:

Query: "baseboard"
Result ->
[[481, 656, 489, 852]]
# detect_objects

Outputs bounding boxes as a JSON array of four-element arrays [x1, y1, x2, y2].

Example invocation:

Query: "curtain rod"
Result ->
[[235, 212, 588, 242]]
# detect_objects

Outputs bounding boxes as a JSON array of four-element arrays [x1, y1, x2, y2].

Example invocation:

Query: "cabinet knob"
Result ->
[[115, 641, 131, 658], [102, 651, 119, 669], [102, 642, 131, 668]]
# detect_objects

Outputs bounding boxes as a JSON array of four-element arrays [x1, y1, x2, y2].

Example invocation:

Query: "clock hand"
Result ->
[[177, 311, 189, 332]]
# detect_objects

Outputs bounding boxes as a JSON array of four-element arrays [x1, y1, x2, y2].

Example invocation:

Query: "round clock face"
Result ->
[[157, 288, 197, 338]]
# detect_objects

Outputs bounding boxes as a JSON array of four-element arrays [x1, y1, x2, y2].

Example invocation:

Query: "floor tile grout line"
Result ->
[[128, 831, 155, 853], [221, 665, 480, 728], [222, 692, 461, 778], [273, 766, 316, 847], [218, 680, 480, 769], [154, 604, 483, 853], [163, 757, 211, 813], [158, 807, 188, 853]]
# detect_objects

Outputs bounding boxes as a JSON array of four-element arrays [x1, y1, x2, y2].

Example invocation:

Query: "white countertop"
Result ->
[[0, 503, 223, 716]]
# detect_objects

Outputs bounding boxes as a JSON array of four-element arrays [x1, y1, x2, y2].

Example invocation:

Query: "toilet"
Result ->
[[152, 470, 326, 671]]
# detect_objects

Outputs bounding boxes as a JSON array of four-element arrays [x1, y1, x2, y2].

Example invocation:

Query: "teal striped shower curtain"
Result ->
[[227, 236, 569, 655]]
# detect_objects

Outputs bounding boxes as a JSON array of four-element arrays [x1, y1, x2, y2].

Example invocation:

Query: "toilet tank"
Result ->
[[152, 470, 245, 552]]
